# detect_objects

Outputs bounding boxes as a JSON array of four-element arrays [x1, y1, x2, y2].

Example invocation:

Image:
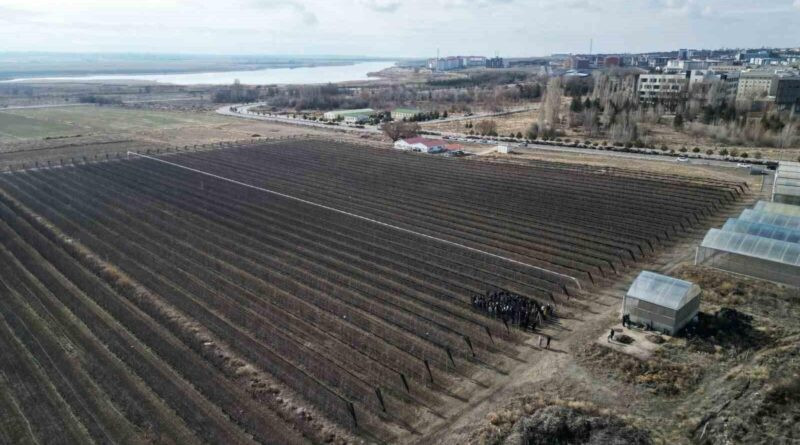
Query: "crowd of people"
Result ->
[[471, 290, 553, 332]]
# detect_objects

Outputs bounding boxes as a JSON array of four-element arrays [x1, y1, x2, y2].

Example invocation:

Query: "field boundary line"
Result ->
[[127, 151, 582, 291]]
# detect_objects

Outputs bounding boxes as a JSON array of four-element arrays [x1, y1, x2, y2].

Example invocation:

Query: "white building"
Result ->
[[665, 60, 711, 72], [637, 73, 688, 102], [322, 108, 375, 121]]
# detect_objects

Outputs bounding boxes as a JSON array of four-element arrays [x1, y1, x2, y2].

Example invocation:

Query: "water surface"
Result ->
[[3, 61, 396, 85]]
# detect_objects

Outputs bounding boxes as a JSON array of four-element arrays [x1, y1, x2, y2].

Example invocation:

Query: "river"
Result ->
[[2, 61, 396, 85]]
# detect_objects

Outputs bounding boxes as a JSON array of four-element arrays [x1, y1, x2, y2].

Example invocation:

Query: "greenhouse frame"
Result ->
[[772, 161, 800, 205], [623, 271, 701, 336], [696, 228, 800, 287]]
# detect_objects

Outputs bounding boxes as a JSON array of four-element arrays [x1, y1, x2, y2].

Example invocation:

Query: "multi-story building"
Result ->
[[637, 73, 688, 103], [774, 77, 800, 110], [427, 56, 489, 71], [486, 57, 505, 68], [461, 56, 487, 68], [688, 70, 740, 97], [665, 60, 711, 72], [567, 57, 590, 70], [736, 70, 800, 110], [736, 71, 778, 102], [427, 56, 462, 71]]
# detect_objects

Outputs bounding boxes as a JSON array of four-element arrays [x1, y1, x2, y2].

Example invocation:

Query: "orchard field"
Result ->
[[0, 140, 745, 444]]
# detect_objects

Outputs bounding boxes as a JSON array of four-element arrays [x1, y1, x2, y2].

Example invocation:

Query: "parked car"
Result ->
[[676, 156, 689, 162], [737, 163, 752, 168]]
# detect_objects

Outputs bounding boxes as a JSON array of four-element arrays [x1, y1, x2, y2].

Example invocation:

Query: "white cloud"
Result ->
[[360, 0, 402, 12], [0, 0, 797, 56]]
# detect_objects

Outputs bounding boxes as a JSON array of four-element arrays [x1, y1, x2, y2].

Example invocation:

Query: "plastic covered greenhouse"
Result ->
[[754, 201, 800, 217], [623, 271, 701, 335], [696, 228, 800, 287], [773, 162, 800, 205], [738, 209, 800, 230], [722, 218, 800, 244]]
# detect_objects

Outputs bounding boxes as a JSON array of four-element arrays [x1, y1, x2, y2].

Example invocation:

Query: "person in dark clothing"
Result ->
[[608, 329, 615, 342], [546, 335, 551, 349]]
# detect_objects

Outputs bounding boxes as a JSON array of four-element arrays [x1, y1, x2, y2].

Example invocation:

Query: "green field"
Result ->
[[0, 110, 79, 140], [0, 106, 234, 142]]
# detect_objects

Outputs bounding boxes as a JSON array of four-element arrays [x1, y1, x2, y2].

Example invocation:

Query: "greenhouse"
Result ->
[[722, 218, 800, 244], [623, 271, 701, 335], [696, 228, 800, 287], [772, 162, 800, 205], [754, 200, 800, 217], [738, 209, 800, 230]]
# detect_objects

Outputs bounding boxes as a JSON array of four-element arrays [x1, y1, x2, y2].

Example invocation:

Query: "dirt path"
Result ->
[[412, 192, 761, 445]]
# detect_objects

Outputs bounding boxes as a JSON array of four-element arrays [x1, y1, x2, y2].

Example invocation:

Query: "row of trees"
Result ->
[[533, 71, 799, 148]]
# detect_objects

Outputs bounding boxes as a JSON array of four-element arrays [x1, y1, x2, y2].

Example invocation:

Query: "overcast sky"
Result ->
[[0, 0, 798, 57]]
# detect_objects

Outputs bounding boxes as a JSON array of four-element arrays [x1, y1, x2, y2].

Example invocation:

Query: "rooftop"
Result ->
[[400, 137, 445, 148], [626, 271, 700, 310], [327, 108, 375, 117]]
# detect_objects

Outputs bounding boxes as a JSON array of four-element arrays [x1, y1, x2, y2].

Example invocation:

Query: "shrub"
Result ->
[[741, 152, 749, 158], [679, 147, 688, 153], [660, 145, 668, 151], [719, 148, 729, 156], [706, 149, 714, 155], [692, 147, 700, 153]]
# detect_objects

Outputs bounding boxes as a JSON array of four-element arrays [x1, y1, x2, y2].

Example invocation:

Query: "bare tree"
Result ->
[[778, 123, 798, 149], [538, 77, 563, 129], [474, 120, 498, 136], [381, 121, 420, 141]]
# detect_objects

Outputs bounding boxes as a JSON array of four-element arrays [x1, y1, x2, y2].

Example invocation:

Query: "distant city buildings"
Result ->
[[486, 57, 505, 68], [427, 55, 487, 71]]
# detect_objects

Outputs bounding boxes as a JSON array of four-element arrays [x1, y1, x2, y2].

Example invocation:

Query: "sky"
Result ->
[[0, 0, 798, 58]]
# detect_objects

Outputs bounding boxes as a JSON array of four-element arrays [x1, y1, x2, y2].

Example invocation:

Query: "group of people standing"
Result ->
[[471, 290, 553, 333]]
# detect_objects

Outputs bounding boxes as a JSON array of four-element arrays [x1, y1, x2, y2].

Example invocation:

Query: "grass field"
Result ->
[[0, 106, 233, 142], [0, 111, 78, 139]]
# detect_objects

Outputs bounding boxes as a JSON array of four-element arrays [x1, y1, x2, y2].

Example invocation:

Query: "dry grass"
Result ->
[[421, 109, 540, 136], [579, 343, 702, 396]]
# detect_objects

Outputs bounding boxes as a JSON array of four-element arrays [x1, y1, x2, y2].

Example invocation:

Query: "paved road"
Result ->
[[217, 103, 537, 133], [217, 103, 760, 170], [514, 143, 746, 169], [216, 103, 382, 134]]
